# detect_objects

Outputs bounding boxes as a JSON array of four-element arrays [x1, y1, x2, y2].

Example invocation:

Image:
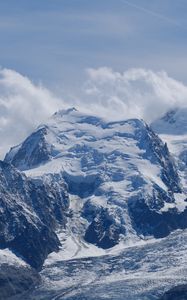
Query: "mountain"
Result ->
[[0, 160, 69, 269], [0, 249, 40, 300], [151, 107, 187, 191], [151, 107, 187, 135], [5, 108, 187, 253], [3, 107, 187, 299], [160, 284, 187, 300]]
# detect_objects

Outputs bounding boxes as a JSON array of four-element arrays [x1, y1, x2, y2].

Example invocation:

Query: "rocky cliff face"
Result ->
[[0, 161, 69, 269], [0, 249, 40, 300]]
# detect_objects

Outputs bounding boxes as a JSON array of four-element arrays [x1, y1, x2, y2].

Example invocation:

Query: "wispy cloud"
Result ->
[[70, 67, 187, 123], [0, 0, 186, 88], [119, 0, 182, 28], [1, 67, 187, 158], [0, 68, 61, 157]]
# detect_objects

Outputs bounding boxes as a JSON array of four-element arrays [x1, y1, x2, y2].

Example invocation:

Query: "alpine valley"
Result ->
[[1, 107, 187, 300]]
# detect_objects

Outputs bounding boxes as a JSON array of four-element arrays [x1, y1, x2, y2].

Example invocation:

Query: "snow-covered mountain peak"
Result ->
[[50, 107, 109, 129], [53, 107, 78, 118], [50, 107, 147, 131], [4, 108, 187, 252], [5, 108, 161, 173], [151, 107, 187, 135]]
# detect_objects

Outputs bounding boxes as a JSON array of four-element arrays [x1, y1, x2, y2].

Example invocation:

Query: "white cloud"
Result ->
[[1, 67, 187, 159], [72, 67, 187, 122], [0, 68, 61, 158]]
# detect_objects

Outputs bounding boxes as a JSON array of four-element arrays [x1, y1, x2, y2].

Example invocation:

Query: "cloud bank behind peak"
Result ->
[[0, 67, 187, 158], [78, 67, 187, 122], [0, 68, 61, 157]]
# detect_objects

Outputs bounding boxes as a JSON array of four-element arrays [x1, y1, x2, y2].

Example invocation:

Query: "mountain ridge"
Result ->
[[2, 107, 187, 299], [4, 108, 187, 255]]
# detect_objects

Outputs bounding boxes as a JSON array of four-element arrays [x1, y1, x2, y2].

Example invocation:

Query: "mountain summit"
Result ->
[[4, 108, 187, 256]]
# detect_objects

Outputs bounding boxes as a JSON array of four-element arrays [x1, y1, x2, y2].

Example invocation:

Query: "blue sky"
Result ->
[[0, 0, 186, 90], [0, 0, 187, 156]]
